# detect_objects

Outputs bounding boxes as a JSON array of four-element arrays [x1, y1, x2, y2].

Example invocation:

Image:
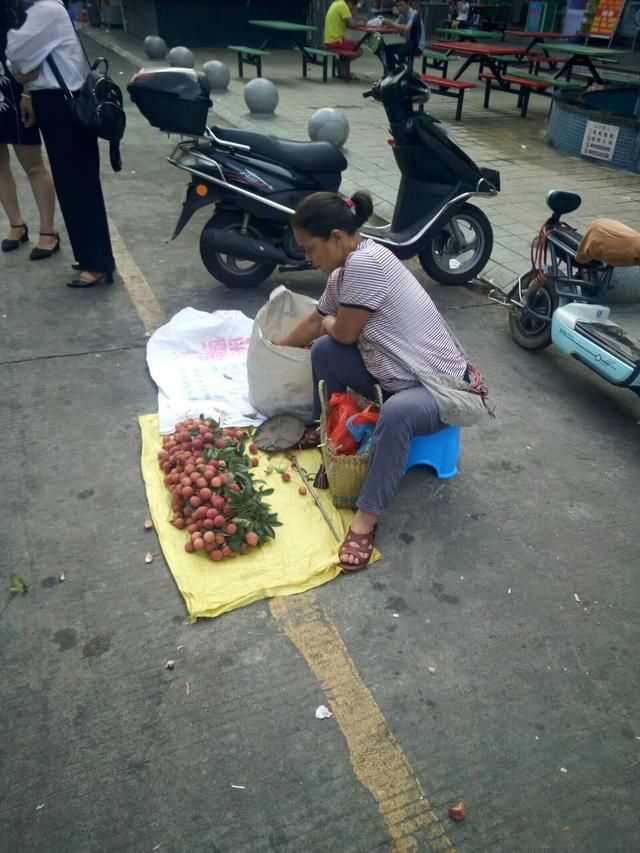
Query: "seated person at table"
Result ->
[[382, 0, 425, 70], [452, 0, 471, 28], [324, 0, 363, 79]]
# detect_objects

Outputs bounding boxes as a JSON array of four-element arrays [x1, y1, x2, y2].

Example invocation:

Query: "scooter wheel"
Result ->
[[508, 271, 558, 350], [419, 203, 493, 286], [200, 212, 276, 289]]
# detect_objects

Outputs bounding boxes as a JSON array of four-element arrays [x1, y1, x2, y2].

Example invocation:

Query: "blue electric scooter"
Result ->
[[490, 189, 640, 396]]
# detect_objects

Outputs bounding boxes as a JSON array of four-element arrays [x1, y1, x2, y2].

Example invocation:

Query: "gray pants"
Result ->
[[311, 336, 443, 515]]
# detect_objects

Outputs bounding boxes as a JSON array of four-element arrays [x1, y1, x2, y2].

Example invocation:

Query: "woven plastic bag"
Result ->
[[247, 286, 316, 421]]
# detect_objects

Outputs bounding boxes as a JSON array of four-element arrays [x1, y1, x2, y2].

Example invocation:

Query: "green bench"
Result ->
[[227, 45, 270, 78], [421, 48, 460, 78], [573, 69, 640, 86], [477, 55, 520, 78], [508, 69, 583, 90], [526, 53, 568, 74], [435, 27, 503, 40], [298, 47, 338, 82]]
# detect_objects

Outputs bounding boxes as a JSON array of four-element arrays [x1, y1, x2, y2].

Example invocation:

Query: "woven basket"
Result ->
[[319, 380, 384, 510]]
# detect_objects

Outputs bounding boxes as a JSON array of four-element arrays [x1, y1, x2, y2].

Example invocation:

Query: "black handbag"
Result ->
[[46, 33, 126, 172]]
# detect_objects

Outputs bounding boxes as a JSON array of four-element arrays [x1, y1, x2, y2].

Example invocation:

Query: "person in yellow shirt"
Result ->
[[324, 0, 363, 80]]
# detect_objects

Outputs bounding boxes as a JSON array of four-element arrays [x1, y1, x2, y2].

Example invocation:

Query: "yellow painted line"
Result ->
[[270, 593, 455, 853], [108, 217, 166, 334]]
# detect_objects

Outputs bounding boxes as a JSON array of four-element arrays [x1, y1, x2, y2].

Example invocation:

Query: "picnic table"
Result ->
[[548, 43, 630, 84], [435, 27, 503, 41], [505, 29, 570, 55], [353, 23, 405, 44], [429, 39, 526, 83], [249, 19, 317, 53]]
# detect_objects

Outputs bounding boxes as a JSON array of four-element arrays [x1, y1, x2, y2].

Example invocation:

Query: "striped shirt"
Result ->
[[317, 239, 467, 392]]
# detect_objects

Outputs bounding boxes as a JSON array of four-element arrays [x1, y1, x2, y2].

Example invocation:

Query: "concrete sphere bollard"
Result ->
[[308, 107, 350, 148], [244, 78, 279, 115], [168, 46, 195, 69], [143, 35, 167, 60], [202, 60, 230, 92]]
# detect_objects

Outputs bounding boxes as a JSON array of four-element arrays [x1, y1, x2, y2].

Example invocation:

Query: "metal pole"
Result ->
[[290, 458, 341, 542]]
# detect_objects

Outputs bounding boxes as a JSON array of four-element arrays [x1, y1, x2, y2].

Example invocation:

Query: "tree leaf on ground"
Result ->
[[9, 573, 29, 594]]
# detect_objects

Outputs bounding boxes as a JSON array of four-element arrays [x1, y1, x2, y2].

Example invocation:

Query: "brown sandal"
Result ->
[[339, 525, 377, 573]]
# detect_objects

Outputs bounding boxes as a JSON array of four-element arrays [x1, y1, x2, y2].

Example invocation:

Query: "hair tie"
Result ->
[[344, 197, 355, 211]]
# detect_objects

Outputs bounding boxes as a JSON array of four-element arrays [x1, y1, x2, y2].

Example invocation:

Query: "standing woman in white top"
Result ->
[[275, 190, 470, 573], [7, 0, 115, 287]]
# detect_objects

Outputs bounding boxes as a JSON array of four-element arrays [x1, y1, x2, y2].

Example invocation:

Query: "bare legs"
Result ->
[[0, 144, 24, 241], [0, 144, 57, 250], [13, 145, 57, 250]]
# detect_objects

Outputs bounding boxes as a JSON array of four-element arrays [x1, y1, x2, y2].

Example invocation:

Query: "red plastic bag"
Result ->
[[327, 392, 361, 455], [327, 393, 380, 456]]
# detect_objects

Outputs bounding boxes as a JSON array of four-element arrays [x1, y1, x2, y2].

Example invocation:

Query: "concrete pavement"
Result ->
[[1, 32, 639, 853]]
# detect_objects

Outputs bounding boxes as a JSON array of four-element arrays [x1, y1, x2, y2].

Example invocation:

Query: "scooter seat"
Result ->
[[550, 225, 582, 251], [212, 126, 348, 173], [550, 225, 606, 270]]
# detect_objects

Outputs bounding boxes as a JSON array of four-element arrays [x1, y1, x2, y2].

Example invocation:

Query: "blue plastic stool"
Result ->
[[404, 426, 461, 479]]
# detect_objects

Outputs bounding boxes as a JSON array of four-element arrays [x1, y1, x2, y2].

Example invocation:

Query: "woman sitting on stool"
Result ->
[[274, 190, 470, 573]]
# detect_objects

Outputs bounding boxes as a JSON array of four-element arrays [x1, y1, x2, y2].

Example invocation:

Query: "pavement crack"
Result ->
[[0, 343, 146, 367]]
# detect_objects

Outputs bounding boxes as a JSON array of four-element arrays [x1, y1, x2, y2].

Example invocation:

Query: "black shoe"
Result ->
[[67, 271, 114, 289], [29, 232, 60, 261], [71, 262, 80, 271], [2, 223, 29, 252]]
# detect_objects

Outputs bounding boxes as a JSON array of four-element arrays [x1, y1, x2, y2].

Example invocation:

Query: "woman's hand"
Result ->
[[273, 309, 324, 348], [20, 95, 36, 128], [13, 67, 40, 85]]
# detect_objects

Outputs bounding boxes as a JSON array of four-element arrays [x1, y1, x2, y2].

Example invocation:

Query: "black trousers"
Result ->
[[31, 89, 114, 272]]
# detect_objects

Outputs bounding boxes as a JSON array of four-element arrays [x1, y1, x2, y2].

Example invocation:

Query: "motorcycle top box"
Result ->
[[128, 68, 212, 136]]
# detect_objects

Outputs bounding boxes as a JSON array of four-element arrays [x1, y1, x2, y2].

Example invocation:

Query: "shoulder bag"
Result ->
[[46, 18, 125, 172], [359, 337, 495, 428]]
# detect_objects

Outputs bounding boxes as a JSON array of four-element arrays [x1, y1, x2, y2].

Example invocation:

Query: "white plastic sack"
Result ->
[[247, 286, 316, 422], [146, 307, 264, 434]]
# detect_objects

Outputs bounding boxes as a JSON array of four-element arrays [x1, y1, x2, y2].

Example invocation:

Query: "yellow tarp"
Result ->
[[139, 414, 378, 620]]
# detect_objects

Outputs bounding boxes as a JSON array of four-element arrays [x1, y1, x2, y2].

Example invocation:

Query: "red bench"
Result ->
[[420, 74, 477, 121], [479, 71, 550, 118]]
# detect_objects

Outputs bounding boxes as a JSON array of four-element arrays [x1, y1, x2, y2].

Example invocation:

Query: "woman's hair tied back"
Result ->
[[292, 189, 373, 238]]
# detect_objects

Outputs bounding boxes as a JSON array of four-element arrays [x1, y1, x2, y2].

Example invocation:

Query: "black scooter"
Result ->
[[129, 54, 499, 289]]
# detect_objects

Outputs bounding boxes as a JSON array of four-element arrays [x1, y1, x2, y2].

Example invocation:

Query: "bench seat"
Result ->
[[228, 45, 270, 78], [420, 74, 476, 121], [479, 71, 550, 117], [508, 69, 583, 90], [297, 46, 338, 82], [421, 49, 460, 77]]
